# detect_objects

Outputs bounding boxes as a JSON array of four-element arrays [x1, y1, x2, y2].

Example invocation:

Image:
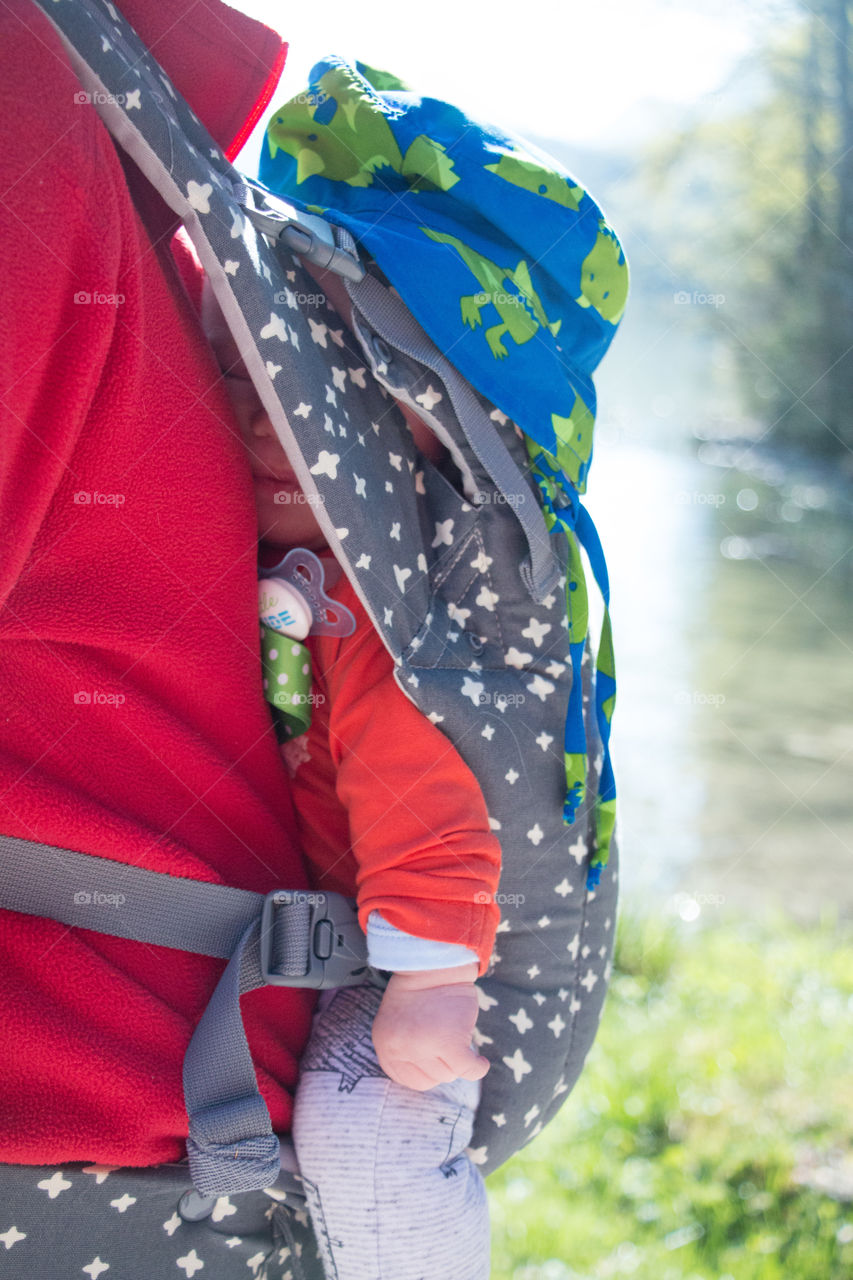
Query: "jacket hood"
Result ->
[[118, 0, 287, 160]]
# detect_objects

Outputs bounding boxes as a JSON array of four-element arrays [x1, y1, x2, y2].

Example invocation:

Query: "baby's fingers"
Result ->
[[437, 1046, 491, 1084], [459, 1053, 491, 1082]]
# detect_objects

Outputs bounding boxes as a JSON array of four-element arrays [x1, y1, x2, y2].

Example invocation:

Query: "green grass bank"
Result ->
[[487, 907, 853, 1279]]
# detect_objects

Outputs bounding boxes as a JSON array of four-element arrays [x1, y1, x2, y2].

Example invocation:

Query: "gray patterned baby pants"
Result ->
[[292, 978, 489, 1280]]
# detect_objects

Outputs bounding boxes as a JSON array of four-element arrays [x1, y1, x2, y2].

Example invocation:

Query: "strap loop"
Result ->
[[186, 1111, 281, 1198]]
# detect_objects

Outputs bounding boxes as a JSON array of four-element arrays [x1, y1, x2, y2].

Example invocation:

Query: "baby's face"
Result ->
[[205, 298, 327, 552], [204, 272, 446, 553]]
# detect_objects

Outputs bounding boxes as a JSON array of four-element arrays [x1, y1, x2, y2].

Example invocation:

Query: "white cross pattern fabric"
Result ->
[[0, 1157, 324, 1279]]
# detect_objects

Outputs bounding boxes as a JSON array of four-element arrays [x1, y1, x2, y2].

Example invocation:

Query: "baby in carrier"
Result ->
[[203, 261, 499, 1280], [206, 45, 628, 1277]]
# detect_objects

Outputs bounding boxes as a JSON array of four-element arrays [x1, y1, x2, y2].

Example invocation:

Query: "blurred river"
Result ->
[[584, 433, 853, 924]]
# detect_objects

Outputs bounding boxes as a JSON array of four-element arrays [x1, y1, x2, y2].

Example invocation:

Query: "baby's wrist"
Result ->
[[388, 961, 479, 990]]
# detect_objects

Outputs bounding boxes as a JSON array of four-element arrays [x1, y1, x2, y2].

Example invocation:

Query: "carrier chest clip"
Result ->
[[233, 178, 365, 283]]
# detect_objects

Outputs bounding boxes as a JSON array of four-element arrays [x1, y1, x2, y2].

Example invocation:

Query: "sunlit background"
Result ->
[[224, 0, 853, 1274], [232, 0, 852, 928]]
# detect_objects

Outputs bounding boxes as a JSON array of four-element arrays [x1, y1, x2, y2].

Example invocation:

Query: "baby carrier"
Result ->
[[1, 0, 627, 1232]]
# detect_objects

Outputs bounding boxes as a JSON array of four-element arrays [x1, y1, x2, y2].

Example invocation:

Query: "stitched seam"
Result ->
[[431, 524, 482, 593]]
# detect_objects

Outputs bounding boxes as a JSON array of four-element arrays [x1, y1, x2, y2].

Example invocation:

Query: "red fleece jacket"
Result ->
[[0, 0, 307, 1167]]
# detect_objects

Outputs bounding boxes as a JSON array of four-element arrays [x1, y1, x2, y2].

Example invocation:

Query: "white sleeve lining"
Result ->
[[366, 910, 479, 972]]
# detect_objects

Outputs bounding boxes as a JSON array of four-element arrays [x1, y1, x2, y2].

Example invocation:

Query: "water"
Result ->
[[584, 434, 853, 923]]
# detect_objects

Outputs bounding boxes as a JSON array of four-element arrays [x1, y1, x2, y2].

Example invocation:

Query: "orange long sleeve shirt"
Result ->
[[281, 568, 502, 978]]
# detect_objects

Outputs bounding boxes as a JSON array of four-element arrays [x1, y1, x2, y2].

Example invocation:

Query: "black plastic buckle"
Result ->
[[259, 890, 368, 989]]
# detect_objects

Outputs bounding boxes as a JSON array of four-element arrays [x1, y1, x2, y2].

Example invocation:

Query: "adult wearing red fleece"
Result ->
[[0, 0, 312, 1169]]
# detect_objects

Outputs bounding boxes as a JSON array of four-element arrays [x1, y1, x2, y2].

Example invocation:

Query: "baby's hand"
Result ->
[[371, 962, 491, 1091]]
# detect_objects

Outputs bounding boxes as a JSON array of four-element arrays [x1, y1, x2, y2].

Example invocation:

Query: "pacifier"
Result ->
[[259, 578, 313, 639], [258, 547, 356, 639]]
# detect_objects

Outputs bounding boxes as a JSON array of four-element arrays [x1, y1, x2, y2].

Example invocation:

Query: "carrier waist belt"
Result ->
[[0, 833, 368, 1196]]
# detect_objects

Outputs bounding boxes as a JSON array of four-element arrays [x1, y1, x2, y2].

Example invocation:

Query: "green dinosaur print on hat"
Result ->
[[353, 61, 412, 93], [267, 64, 459, 194], [564, 527, 590, 645], [267, 65, 403, 185], [576, 220, 629, 325], [596, 611, 616, 724], [400, 133, 461, 193], [484, 152, 584, 211], [420, 227, 561, 359], [551, 394, 596, 487]]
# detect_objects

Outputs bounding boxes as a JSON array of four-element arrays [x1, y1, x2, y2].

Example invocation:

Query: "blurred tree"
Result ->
[[645, 0, 853, 466], [827, 0, 853, 454]]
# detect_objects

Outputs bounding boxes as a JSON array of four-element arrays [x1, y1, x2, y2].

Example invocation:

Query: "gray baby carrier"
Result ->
[[2, 0, 619, 1226]]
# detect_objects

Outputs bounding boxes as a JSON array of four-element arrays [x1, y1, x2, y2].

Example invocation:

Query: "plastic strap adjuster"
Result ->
[[232, 178, 365, 282], [259, 889, 368, 989]]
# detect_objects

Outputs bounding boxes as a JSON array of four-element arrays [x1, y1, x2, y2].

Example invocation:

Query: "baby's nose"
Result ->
[[250, 406, 274, 438]]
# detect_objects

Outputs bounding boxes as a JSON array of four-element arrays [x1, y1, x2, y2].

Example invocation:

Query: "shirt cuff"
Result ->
[[366, 911, 479, 972]]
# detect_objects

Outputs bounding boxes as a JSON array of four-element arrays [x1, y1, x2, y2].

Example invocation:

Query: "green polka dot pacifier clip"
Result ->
[[259, 548, 356, 738]]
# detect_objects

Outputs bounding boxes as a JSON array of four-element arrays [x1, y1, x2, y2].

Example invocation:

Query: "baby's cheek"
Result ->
[[400, 402, 444, 464], [266, 428, 292, 467]]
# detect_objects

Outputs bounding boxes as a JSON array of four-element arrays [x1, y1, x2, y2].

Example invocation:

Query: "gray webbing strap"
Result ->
[[183, 918, 281, 1195], [342, 231, 561, 601], [0, 835, 266, 956], [0, 833, 367, 1194]]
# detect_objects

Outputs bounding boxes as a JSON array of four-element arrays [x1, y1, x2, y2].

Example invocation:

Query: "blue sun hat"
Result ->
[[258, 55, 628, 884]]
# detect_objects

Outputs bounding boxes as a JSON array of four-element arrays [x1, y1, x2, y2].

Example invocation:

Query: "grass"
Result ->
[[486, 905, 853, 1279]]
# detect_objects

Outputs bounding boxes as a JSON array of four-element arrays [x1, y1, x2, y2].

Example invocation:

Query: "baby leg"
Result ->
[[292, 981, 490, 1280]]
